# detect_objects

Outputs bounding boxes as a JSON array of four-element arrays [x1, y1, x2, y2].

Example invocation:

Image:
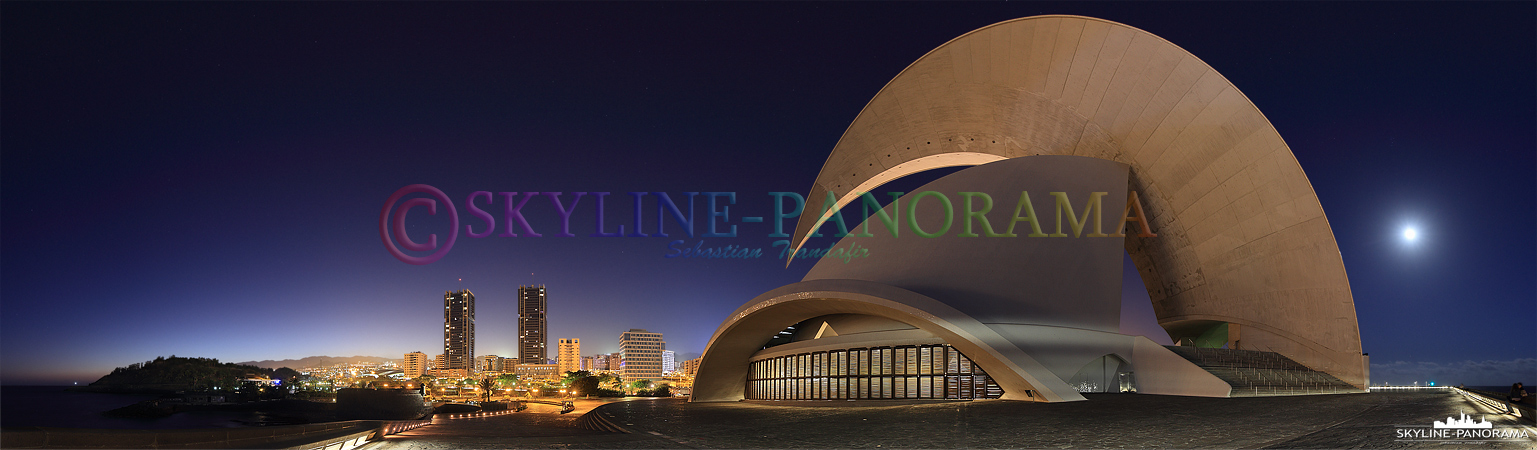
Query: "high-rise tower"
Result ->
[[518, 285, 547, 364], [443, 290, 475, 370], [403, 352, 428, 379], [558, 338, 581, 375], [619, 329, 665, 381]]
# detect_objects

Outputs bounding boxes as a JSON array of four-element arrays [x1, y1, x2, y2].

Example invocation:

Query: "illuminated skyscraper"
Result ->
[[444, 290, 475, 370], [558, 338, 581, 374], [662, 350, 676, 374], [620, 329, 665, 381], [518, 285, 547, 364]]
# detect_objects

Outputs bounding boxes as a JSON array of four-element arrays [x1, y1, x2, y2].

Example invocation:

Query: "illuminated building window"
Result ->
[[745, 344, 1002, 400]]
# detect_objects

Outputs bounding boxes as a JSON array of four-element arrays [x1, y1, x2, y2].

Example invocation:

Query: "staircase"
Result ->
[[1164, 346, 1360, 397]]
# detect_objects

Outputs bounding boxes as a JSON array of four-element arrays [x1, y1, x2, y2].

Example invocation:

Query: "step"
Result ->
[[1163, 346, 1358, 396]]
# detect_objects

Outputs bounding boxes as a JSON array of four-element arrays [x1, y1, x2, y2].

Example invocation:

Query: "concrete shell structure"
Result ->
[[693, 15, 1365, 403]]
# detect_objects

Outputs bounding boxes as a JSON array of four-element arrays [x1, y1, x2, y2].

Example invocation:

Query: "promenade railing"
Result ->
[[1453, 387, 1535, 424]]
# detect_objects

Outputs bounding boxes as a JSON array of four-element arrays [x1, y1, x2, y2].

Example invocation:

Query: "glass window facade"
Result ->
[[746, 344, 1004, 400]]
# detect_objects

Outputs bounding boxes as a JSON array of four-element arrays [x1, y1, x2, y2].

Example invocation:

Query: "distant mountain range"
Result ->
[[236, 355, 394, 370]]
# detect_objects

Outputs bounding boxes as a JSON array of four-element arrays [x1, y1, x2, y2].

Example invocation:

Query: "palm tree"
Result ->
[[478, 378, 495, 402]]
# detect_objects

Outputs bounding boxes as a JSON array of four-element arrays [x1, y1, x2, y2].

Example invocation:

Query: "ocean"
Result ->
[[1469, 386, 1533, 395], [1, 386, 270, 429]]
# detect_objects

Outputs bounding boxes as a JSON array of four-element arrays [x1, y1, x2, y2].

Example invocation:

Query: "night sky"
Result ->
[[3, 2, 1533, 386]]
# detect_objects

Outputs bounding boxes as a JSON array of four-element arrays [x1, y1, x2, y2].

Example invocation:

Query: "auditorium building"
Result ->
[[692, 15, 1369, 403]]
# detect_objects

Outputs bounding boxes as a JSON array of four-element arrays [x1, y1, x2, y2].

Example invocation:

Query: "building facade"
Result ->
[[403, 352, 428, 379], [662, 350, 676, 374], [512, 363, 560, 382], [427, 368, 468, 378], [748, 344, 1002, 400], [693, 15, 1368, 404], [682, 357, 702, 377], [444, 290, 475, 370], [477, 355, 504, 373], [620, 329, 666, 381], [517, 285, 547, 364], [606, 353, 622, 373], [557, 338, 581, 375]]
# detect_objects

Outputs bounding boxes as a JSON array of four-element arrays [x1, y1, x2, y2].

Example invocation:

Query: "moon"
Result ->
[[1402, 227, 1418, 241]]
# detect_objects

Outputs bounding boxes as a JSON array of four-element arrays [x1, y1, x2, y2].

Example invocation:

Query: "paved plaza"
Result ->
[[361, 391, 1535, 449], [359, 400, 681, 450]]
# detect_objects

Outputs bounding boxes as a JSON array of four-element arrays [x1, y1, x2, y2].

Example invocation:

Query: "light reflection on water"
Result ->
[[1, 386, 272, 429]]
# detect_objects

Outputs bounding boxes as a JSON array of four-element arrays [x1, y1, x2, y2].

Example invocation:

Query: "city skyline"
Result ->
[[1, 2, 1532, 387], [264, 284, 691, 374], [416, 285, 685, 372]]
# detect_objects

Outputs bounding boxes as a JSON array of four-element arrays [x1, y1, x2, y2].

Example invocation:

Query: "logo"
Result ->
[[1394, 410, 1530, 443], [1434, 411, 1492, 429], [378, 184, 1157, 265], [380, 184, 460, 265]]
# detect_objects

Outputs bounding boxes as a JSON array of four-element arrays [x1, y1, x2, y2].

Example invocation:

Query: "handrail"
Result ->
[[1453, 387, 1535, 424], [379, 418, 433, 437]]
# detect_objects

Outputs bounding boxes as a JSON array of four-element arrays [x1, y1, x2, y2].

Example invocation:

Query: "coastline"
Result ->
[[0, 386, 338, 429]]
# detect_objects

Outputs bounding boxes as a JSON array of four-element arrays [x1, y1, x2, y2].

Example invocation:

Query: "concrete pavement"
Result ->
[[361, 391, 1536, 449]]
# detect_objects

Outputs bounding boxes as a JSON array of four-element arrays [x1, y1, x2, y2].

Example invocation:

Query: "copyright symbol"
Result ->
[[380, 184, 459, 265]]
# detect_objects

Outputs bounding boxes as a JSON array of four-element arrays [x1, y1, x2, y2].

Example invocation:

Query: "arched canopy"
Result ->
[[783, 15, 1364, 388], [690, 279, 1084, 403]]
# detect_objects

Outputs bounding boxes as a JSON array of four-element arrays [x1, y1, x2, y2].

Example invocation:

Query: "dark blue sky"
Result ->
[[3, 2, 1532, 386]]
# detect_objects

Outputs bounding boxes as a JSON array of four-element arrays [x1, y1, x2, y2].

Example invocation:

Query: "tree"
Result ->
[[570, 376, 599, 397], [496, 373, 519, 390], [630, 379, 652, 391], [478, 378, 495, 402], [594, 373, 620, 389], [414, 375, 437, 396], [652, 384, 672, 397], [561, 370, 592, 386]]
